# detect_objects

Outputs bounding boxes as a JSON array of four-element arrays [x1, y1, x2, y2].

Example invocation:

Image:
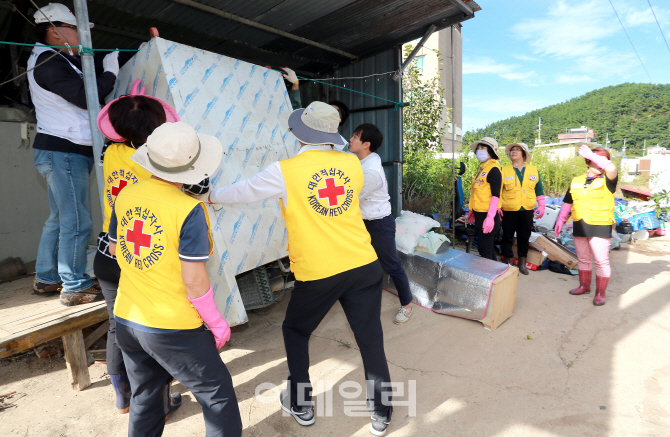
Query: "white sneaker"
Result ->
[[393, 306, 412, 324]]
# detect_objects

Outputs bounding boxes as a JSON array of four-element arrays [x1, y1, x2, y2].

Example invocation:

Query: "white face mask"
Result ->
[[476, 150, 490, 162]]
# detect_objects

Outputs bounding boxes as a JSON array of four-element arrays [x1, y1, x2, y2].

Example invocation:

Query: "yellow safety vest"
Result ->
[[500, 164, 539, 211], [102, 143, 151, 233], [570, 173, 615, 226], [469, 159, 502, 212], [113, 178, 213, 330], [279, 150, 378, 281]]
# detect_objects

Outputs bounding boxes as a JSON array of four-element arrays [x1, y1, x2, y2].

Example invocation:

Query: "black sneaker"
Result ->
[[163, 379, 182, 421], [279, 389, 315, 426], [164, 393, 182, 421], [370, 408, 392, 436], [59, 285, 104, 306], [33, 280, 62, 296]]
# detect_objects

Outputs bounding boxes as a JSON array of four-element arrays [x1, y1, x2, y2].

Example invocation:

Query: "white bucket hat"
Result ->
[[505, 142, 531, 162], [288, 101, 345, 146], [34, 3, 94, 28], [131, 122, 222, 185], [470, 136, 500, 160]]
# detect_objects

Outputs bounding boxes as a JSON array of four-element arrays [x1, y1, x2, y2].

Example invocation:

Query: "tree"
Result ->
[[463, 83, 670, 154]]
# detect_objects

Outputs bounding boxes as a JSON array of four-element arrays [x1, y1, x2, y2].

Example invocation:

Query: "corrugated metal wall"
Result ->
[[301, 47, 403, 216]]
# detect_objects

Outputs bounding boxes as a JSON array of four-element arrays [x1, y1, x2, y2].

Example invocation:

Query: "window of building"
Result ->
[[415, 55, 425, 74]]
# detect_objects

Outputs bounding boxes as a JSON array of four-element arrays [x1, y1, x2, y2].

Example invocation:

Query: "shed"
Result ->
[[0, 0, 480, 262]]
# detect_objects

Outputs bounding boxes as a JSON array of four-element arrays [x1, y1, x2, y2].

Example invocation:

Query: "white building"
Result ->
[[533, 140, 601, 160], [646, 146, 668, 155], [403, 25, 463, 153]]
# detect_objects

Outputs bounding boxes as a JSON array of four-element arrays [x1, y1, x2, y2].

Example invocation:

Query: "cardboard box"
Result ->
[[512, 239, 546, 266], [500, 257, 539, 271], [534, 235, 578, 269]]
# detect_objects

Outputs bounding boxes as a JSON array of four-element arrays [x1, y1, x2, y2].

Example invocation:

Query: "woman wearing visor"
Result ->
[[500, 143, 545, 274], [554, 146, 618, 306], [467, 137, 502, 261]]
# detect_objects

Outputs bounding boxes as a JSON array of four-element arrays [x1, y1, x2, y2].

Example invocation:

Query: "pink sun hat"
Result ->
[[97, 79, 180, 142]]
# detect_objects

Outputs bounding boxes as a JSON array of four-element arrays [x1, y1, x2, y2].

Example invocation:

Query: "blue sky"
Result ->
[[462, 0, 670, 133]]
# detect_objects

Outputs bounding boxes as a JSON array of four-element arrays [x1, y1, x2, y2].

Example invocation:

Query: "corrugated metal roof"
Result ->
[[1, 0, 481, 215], [81, 0, 480, 74]]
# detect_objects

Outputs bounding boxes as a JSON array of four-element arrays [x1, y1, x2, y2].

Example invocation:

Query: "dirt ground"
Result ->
[[2, 237, 670, 437]]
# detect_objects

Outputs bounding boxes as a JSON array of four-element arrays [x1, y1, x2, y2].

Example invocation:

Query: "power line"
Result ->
[[316, 72, 395, 81], [647, 0, 670, 57], [608, 0, 653, 82]]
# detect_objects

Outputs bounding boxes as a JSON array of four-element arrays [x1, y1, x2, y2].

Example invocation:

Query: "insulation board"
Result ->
[[110, 37, 299, 326]]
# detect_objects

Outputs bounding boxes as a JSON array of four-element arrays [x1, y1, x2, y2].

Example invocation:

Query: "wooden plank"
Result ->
[[84, 320, 109, 349], [0, 305, 107, 359], [4, 303, 106, 334], [62, 330, 91, 391], [481, 266, 518, 331]]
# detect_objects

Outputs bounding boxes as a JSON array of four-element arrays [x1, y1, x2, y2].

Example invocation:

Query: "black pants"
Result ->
[[501, 209, 534, 260], [282, 260, 392, 414], [93, 251, 125, 375], [116, 323, 242, 437], [474, 211, 501, 261], [364, 215, 412, 306]]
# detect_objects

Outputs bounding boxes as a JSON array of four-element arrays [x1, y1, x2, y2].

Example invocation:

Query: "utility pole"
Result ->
[[622, 138, 626, 158], [537, 117, 542, 145], [605, 132, 609, 148], [73, 0, 104, 211], [643, 139, 646, 156]]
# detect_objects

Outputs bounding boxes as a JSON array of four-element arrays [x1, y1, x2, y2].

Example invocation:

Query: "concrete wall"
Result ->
[[621, 158, 641, 183], [644, 155, 670, 190], [0, 119, 102, 265], [540, 144, 578, 161], [437, 25, 463, 153]]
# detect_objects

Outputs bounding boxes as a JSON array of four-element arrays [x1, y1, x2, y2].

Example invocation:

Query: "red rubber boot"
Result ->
[[569, 270, 592, 295], [593, 276, 609, 306]]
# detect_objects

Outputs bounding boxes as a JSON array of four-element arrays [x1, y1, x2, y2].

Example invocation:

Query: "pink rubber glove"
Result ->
[[578, 145, 611, 170], [535, 195, 546, 219], [483, 197, 500, 234], [188, 286, 231, 349], [466, 210, 475, 224], [554, 203, 572, 238]]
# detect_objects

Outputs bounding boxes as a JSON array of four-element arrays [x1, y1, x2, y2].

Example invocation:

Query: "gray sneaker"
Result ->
[[279, 389, 315, 426], [393, 306, 412, 324], [370, 408, 392, 436]]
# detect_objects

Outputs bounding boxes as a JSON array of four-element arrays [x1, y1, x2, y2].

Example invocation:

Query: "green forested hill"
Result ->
[[463, 83, 670, 155]]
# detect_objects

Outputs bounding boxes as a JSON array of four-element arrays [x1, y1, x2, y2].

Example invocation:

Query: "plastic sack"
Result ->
[[610, 229, 621, 250], [395, 211, 441, 254], [415, 231, 450, 254], [560, 232, 575, 250]]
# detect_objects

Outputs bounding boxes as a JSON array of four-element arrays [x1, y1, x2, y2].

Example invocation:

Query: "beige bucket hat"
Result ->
[[505, 142, 531, 162], [470, 136, 500, 160], [131, 121, 222, 185]]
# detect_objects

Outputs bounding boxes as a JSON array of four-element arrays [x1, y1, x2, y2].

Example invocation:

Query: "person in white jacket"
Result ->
[[348, 124, 413, 324], [28, 3, 124, 305]]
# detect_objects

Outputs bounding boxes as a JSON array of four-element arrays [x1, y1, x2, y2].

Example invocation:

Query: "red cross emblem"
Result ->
[[317, 177, 346, 207], [126, 220, 152, 257], [111, 179, 128, 197]]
